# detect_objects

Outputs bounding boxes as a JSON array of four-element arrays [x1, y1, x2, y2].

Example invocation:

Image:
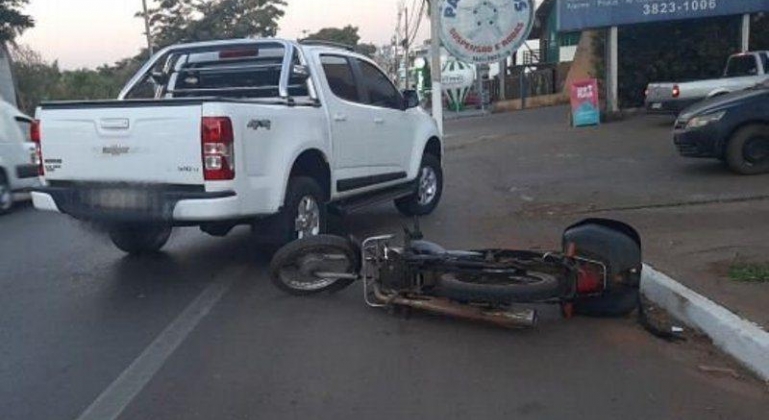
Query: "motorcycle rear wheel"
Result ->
[[435, 269, 563, 304], [270, 235, 359, 296]]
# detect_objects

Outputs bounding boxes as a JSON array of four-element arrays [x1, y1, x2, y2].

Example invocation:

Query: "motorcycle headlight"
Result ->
[[686, 111, 726, 130]]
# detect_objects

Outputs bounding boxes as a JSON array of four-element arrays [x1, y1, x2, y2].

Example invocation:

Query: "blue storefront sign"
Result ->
[[557, 0, 769, 32]]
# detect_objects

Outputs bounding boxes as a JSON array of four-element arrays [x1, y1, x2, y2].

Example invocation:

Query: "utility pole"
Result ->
[[741, 14, 751, 52], [429, 0, 443, 135], [404, 7, 410, 90], [395, 5, 403, 87], [142, 0, 154, 56]]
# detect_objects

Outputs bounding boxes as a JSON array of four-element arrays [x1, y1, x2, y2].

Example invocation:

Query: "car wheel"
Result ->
[[109, 224, 172, 255], [0, 173, 13, 215], [726, 124, 769, 175], [281, 176, 327, 243], [395, 154, 443, 216]]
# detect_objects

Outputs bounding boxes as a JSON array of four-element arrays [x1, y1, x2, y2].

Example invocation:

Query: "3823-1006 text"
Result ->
[[642, 0, 717, 16]]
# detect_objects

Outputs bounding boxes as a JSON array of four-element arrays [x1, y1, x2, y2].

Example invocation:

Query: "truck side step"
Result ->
[[329, 181, 416, 216]]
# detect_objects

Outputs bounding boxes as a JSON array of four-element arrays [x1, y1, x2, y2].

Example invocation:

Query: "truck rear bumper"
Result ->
[[31, 185, 241, 224]]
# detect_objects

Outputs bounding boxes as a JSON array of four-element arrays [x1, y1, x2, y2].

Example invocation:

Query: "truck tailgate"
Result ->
[[646, 83, 675, 102], [39, 104, 204, 185]]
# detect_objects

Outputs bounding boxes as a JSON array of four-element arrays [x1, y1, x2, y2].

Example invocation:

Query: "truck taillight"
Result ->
[[672, 85, 680, 98], [30, 120, 44, 176], [201, 117, 235, 181]]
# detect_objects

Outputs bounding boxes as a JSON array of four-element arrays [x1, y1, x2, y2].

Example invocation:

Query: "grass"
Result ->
[[728, 263, 769, 283]]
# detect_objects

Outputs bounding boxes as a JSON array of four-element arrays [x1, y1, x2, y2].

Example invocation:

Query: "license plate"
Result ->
[[89, 189, 150, 210], [651, 103, 663, 110]]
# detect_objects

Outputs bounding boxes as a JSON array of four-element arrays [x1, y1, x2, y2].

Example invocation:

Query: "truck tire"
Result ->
[[725, 124, 769, 175], [109, 224, 172, 255], [280, 176, 327, 243], [0, 172, 13, 215], [395, 154, 443, 216]]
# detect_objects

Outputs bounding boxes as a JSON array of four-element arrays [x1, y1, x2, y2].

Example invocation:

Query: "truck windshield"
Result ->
[[724, 55, 759, 78]]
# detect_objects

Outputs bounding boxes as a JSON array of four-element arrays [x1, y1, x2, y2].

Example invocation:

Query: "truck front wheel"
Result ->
[[109, 224, 172, 255], [395, 154, 443, 216], [725, 124, 769, 175]]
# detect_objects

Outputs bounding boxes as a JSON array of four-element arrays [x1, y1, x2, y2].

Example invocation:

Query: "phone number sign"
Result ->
[[557, 0, 769, 32]]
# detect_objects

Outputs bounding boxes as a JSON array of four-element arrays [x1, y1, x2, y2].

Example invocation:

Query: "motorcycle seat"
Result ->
[[409, 240, 482, 258]]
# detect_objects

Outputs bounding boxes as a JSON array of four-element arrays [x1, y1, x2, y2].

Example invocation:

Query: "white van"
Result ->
[[0, 100, 39, 214]]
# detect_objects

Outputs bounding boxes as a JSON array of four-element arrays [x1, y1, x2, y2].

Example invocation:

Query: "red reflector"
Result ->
[[219, 49, 259, 59], [672, 85, 680, 98], [31, 120, 44, 176], [576, 263, 604, 295], [201, 117, 235, 181]]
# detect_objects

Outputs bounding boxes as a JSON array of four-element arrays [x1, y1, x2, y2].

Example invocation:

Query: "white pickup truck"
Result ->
[[32, 39, 443, 254], [645, 51, 769, 115]]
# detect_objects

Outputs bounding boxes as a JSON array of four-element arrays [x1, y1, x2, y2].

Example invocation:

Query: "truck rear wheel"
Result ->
[[109, 224, 172, 255], [395, 154, 443, 216], [726, 124, 769, 175], [0, 173, 13, 215], [280, 176, 327, 243]]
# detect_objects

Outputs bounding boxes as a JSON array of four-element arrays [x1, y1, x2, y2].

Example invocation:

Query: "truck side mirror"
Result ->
[[402, 90, 420, 110], [291, 65, 311, 83]]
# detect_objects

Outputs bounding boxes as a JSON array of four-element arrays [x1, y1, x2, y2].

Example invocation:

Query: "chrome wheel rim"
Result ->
[[295, 195, 321, 239], [417, 167, 438, 206], [0, 182, 11, 211]]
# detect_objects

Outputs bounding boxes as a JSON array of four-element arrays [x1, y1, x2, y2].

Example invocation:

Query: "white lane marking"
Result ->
[[76, 267, 242, 420]]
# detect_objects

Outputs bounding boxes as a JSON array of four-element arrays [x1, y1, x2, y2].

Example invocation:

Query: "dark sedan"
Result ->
[[674, 84, 769, 174]]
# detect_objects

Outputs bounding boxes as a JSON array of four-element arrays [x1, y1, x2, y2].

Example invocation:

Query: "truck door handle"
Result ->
[[333, 114, 347, 122], [374, 118, 385, 125]]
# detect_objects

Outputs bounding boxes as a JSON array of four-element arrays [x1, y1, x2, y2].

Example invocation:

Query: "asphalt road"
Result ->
[[1, 108, 768, 420]]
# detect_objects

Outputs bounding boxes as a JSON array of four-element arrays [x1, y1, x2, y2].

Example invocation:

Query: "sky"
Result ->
[[17, 0, 433, 69]]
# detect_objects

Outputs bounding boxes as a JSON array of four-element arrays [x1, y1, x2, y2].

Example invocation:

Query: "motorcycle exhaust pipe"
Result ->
[[375, 287, 537, 329]]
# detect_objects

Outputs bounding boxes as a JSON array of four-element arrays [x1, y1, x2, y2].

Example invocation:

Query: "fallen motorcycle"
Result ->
[[269, 219, 642, 329]]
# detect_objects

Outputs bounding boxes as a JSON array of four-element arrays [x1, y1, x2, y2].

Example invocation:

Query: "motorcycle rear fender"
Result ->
[[562, 219, 642, 289]]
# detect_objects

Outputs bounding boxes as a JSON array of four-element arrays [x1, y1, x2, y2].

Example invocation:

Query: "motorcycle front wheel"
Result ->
[[269, 235, 359, 296]]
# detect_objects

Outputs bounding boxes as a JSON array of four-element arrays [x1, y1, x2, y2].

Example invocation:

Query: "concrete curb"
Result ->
[[641, 264, 769, 381]]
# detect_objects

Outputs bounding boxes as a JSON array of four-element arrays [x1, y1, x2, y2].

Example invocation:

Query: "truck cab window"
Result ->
[[357, 59, 402, 110], [725, 55, 759, 78], [320, 55, 360, 103]]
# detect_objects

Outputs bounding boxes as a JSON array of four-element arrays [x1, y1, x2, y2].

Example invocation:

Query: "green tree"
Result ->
[[12, 46, 144, 114], [11, 46, 60, 113], [141, 0, 287, 49], [0, 0, 33, 44], [305, 25, 378, 57], [305, 25, 361, 46]]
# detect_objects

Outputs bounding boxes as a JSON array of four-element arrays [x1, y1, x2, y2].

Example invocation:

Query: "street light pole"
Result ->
[[142, 0, 154, 56], [430, 0, 443, 135]]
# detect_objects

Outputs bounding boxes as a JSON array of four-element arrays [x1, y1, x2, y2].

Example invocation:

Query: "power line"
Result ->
[[407, 0, 427, 48]]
